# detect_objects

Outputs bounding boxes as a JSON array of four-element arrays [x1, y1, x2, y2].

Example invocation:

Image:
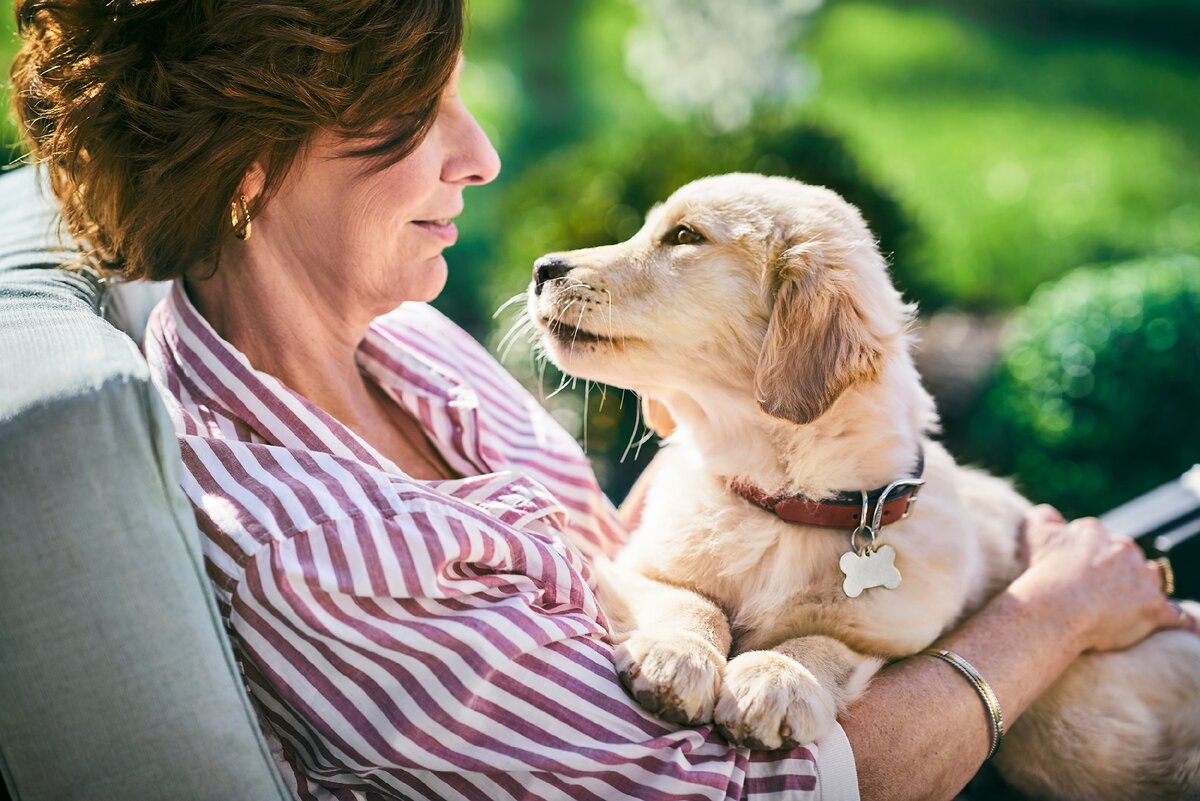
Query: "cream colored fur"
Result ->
[[529, 174, 1200, 799]]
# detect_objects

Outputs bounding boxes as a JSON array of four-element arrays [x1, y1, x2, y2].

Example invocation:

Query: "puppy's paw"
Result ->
[[714, 651, 838, 750], [615, 631, 726, 726]]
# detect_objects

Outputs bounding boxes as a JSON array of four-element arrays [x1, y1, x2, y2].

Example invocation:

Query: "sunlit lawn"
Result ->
[[803, 1, 1200, 309]]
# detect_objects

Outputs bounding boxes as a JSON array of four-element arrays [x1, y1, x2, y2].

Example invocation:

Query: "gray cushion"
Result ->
[[0, 169, 74, 272], [0, 167, 290, 801]]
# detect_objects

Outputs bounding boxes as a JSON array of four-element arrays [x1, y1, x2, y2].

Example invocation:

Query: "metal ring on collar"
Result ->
[[870, 477, 927, 532]]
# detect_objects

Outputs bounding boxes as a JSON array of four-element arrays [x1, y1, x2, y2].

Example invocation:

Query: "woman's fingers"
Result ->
[[1019, 509, 1198, 650], [1161, 602, 1199, 634], [1142, 558, 1165, 594], [1065, 516, 1105, 538], [1017, 504, 1066, 567], [1023, 505, 1065, 535], [1031, 504, 1065, 525]]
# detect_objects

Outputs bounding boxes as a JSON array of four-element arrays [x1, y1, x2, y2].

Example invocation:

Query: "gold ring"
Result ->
[[1153, 557, 1175, 597]]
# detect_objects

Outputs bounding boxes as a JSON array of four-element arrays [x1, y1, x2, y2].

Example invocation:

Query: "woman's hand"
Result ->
[[850, 505, 1198, 801], [1015, 505, 1198, 653]]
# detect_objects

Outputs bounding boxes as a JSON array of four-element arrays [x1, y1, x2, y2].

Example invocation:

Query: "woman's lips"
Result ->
[[413, 219, 458, 246]]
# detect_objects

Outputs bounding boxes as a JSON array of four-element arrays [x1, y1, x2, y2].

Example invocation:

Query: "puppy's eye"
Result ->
[[665, 224, 705, 246]]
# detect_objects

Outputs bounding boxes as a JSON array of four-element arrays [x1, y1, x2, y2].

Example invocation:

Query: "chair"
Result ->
[[0, 167, 291, 801]]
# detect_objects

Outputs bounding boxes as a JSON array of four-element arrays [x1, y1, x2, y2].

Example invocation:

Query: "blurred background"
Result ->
[[3, 0, 1198, 516]]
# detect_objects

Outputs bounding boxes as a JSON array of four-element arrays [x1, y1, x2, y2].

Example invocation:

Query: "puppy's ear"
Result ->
[[754, 258, 883, 425]]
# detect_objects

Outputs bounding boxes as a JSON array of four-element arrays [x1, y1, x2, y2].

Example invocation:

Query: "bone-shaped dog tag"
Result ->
[[840, 544, 902, 598]]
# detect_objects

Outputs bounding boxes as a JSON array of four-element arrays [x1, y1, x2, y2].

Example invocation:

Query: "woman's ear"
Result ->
[[238, 162, 267, 205], [754, 255, 884, 425]]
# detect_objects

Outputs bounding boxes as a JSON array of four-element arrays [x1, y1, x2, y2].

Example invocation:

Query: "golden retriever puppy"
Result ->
[[527, 173, 1200, 801]]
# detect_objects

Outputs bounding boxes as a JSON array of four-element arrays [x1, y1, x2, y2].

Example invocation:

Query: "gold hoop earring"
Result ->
[[231, 194, 252, 241]]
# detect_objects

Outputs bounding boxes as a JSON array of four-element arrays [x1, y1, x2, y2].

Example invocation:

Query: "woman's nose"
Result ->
[[446, 107, 501, 187]]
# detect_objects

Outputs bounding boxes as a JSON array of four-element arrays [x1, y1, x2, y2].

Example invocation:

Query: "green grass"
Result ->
[[803, 1, 1200, 309]]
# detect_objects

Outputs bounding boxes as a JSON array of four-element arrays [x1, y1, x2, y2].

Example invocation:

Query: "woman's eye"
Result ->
[[666, 225, 704, 246]]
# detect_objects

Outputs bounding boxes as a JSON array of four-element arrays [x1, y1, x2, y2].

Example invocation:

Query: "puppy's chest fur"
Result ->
[[621, 440, 1025, 659]]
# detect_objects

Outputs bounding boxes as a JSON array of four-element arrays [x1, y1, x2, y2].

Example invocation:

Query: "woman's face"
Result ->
[[250, 61, 500, 314]]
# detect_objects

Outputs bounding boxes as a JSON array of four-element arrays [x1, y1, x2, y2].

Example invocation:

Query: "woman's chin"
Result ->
[[395, 254, 448, 304]]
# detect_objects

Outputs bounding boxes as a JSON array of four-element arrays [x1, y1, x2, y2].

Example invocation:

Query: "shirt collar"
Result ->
[[157, 279, 477, 474]]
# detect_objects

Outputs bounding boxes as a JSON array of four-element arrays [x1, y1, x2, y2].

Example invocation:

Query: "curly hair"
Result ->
[[11, 0, 464, 280]]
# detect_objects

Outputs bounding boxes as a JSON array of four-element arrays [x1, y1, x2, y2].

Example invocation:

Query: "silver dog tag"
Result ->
[[840, 544, 902, 598]]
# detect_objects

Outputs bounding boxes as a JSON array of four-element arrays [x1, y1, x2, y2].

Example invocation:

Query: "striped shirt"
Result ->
[[143, 279, 860, 801]]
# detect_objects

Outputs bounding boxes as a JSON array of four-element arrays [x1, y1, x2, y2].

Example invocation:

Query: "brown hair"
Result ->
[[11, 0, 464, 280]]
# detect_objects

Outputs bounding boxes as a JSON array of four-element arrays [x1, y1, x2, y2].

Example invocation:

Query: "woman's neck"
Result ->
[[183, 258, 379, 430]]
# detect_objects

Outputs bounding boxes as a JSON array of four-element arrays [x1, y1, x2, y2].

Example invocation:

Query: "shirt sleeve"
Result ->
[[228, 497, 859, 801]]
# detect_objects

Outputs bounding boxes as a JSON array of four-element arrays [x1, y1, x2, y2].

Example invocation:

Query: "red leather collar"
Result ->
[[730, 449, 925, 530]]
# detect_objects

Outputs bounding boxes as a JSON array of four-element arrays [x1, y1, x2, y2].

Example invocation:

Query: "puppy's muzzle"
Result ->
[[533, 256, 574, 296]]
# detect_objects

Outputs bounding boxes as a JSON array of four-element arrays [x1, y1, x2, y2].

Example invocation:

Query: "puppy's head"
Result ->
[[528, 173, 910, 426]]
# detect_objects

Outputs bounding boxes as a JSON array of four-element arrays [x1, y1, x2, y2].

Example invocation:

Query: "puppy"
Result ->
[[528, 173, 1200, 801]]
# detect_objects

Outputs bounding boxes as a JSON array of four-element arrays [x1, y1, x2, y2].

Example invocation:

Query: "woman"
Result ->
[[11, 1, 1195, 799]]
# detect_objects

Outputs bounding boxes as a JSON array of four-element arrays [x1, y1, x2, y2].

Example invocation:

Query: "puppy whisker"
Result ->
[[537, 351, 550, 401], [492, 291, 527, 320], [620, 394, 646, 465], [499, 317, 537, 366], [547, 370, 573, 399], [603, 288, 617, 358], [551, 298, 579, 326], [631, 424, 654, 461], [499, 316, 534, 363], [570, 302, 587, 348], [583, 379, 591, 452]]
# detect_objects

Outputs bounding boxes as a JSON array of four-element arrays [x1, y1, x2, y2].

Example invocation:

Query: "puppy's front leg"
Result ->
[[716, 636, 883, 749], [612, 572, 732, 726]]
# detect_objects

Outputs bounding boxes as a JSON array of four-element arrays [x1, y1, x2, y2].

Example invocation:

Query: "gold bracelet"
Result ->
[[921, 648, 1005, 759]]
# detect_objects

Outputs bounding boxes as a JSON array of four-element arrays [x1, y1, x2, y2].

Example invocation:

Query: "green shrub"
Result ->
[[972, 254, 1200, 517]]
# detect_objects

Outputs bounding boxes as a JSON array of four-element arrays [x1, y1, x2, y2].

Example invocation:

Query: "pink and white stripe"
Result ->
[[143, 280, 857, 800]]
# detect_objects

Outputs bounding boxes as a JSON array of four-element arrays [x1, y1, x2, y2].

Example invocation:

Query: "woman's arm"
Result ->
[[845, 577, 1085, 801], [844, 508, 1198, 801]]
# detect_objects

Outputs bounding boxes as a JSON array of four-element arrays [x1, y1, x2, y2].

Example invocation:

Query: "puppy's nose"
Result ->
[[533, 256, 573, 295]]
